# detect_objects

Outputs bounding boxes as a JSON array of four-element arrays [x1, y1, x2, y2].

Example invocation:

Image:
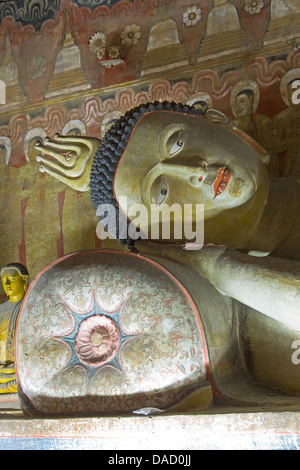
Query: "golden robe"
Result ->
[[0, 299, 22, 393]]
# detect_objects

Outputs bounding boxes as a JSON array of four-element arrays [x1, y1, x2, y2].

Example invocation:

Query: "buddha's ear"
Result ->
[[203, 108, 270, 166], [204, 108, 233, 126], [23, 274, 30, 292]]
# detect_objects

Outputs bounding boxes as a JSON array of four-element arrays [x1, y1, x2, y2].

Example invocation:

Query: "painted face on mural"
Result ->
[[114, 111, 269, 244], [234, 90, 254, 117]]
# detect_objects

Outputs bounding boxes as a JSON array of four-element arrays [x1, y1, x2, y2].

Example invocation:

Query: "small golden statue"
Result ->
[[0, 263, 29, 393]]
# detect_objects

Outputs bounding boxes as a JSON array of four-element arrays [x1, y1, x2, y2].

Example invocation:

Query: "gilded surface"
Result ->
[[0, 264, 28, 393]]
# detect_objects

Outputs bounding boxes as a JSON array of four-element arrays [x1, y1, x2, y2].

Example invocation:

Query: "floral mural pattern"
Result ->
[[121, 24, 141, 46], [182, 6, 202, 27], [244, 0, 265, 15]]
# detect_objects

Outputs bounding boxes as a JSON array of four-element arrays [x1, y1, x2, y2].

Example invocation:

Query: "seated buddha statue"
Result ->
[[20, 101, 300, 415], [0, 263, 29, 394]]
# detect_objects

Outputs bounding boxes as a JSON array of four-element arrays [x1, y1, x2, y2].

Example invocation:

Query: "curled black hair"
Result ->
[[1, 263, 29, 278], [89, 101, 203, 247], [1, 263, 30, 291]]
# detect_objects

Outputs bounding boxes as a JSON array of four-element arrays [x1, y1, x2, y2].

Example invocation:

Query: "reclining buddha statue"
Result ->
[[15, 101, 300, 416]]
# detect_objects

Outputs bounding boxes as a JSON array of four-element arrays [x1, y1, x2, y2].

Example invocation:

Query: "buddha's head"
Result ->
[[1, 263, 29, 303], [90, 101, 270, 248]]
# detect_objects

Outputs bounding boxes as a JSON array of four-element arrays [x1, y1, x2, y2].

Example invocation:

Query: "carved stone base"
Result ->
[[0, 393, 20, 410], [0, 408, 299, 450]]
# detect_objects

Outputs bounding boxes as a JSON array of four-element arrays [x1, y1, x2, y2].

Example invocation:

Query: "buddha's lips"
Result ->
[[212, 166, 231, 198]]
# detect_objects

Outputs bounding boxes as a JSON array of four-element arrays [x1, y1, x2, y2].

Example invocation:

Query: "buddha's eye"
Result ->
[[169, 131, 184, 157], [151, 176, 168, 206]]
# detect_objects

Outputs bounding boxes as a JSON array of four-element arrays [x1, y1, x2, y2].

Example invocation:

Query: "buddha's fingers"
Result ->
[[35, 135, 96, 192], [53, 134, 100, 154], [38, 164, 90, 192], [42, 137, 83, 155], [36, 151, 76, 168], [38, 161, 68, 176]]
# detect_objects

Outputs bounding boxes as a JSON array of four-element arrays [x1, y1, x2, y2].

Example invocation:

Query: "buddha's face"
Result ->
[[1, 268, 27, 303], [114, 111, 269, 247]]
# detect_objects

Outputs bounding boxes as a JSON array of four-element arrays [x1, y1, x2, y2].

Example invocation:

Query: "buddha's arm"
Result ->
[[34, 135, 100, 192], [135, 241, 300, 331], [191, 246, 300, 330]]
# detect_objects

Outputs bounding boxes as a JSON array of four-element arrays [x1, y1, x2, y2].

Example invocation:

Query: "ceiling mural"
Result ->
[[0, 0, 130, 29], [0, 0, 298, 105]]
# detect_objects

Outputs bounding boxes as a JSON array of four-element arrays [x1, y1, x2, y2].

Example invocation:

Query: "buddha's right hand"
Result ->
[[35, 134, 100, 192]]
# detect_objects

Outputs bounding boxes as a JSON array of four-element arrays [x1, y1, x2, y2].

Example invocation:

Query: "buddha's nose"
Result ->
[[159, 163, 207, 178]]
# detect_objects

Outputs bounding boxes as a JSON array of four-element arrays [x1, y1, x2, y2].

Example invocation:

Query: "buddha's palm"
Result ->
[[35, 135, 100, 192]]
